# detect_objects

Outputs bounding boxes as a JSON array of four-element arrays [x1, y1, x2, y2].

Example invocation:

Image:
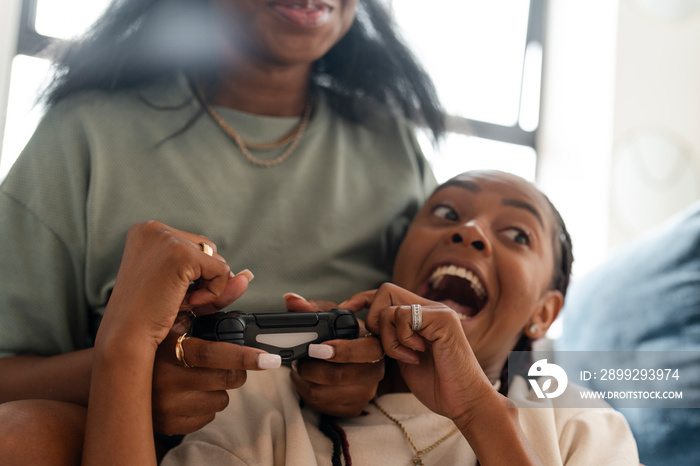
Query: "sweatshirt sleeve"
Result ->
[[0, 99, 92, 358]]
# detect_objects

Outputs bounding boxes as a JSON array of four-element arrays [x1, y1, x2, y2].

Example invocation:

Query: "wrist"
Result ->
[[94, 327, 160, 370], [453, 390, 542, 465], [451, 386, 512, 435]]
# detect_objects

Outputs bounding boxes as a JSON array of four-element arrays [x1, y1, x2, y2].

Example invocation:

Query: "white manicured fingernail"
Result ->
[[236, 269, 254, 282], [282, 292, 305, 301], [308, 344, 335, 360], [257, 353, 281, 370]]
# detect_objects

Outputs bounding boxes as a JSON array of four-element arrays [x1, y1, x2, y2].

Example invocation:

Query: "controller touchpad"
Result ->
[[256, 332, 319, 348]]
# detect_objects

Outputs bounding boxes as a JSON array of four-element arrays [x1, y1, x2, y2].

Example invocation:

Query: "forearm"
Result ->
[[83, 334, 159, 466], [454, 393, 543, 466], [0, 349, 93, 405]]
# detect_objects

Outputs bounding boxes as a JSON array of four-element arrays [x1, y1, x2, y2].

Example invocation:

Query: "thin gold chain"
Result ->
[[372, 399, 459, 466], [196, 85, 312, 168]]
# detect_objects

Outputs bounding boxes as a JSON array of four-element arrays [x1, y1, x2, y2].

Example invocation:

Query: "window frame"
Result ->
[[414, 0, 545, 150], [17, 0, 55, 58]]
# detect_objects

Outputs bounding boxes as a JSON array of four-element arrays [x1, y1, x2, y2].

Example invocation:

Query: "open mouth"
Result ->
[[422, 265, 488, 320]]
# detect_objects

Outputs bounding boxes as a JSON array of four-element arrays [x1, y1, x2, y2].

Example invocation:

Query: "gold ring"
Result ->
[[410, 304, 423, 331], [175, 333, 192, 368], [200, 242, 213, 256]]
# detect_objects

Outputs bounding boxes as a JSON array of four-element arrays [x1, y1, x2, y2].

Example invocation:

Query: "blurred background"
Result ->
[[1, 0, 700, 337]]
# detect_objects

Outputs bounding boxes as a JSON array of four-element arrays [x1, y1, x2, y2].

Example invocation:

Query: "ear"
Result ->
[[525, 290, 564, 339]]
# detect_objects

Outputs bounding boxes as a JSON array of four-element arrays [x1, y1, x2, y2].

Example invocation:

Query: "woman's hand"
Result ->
[[98, 221, 233, 347], [361, 283, 543, 465], [103, 224, 281, 436], [360, 283, 494, 422], [86, 221, 275, 465], [284, 293, 385, 417]]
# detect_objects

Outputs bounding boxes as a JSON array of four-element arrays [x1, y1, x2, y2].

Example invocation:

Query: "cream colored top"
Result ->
[[162, 368, 639, 465]]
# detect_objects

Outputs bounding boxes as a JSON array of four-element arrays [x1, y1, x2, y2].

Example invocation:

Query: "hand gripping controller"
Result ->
[[189, 309, 359, 361]]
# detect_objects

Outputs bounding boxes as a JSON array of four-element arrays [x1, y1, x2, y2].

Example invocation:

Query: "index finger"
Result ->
[[364, 283, 432, 335], [337, 289, 377, 313], [308, 333, 384, 364], [166, 334, 281, 371]]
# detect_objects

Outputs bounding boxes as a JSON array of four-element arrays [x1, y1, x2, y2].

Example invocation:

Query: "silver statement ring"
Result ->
[[411, 304, 423, 331], [200, 242, 213, 256]]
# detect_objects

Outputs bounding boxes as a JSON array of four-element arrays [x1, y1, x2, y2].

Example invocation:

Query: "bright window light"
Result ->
[[35, 0, 112, 40], [393, 0, 537, 183], [392, 0, 531, 126], [419, 132, 537, 184], [0, 55, 51, 181], [519, 41, 543, 132], [0, 1, 113, 181]]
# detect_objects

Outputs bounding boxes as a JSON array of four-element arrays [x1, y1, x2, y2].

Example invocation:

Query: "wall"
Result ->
[[539, 0, 700, 279], [0, 0, 22, 163], [609, 0, 700, 249], [538, 0, 620, 278]]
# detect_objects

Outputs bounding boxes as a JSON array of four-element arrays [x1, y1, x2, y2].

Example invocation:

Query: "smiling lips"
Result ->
[[424, 265, 488, 320], [270, 2, 333, 28]]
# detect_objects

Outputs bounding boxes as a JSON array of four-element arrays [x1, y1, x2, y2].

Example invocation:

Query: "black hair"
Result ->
[[43, 0, 445, 141], [500, 194, 573, 398], [543, 195, 574, 298]]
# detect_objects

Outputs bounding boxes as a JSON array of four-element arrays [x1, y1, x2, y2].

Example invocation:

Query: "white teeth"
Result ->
[[429, 265, 485, 299]]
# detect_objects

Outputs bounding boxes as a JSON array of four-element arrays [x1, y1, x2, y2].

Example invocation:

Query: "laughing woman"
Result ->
[[160, 171, 639, 465]]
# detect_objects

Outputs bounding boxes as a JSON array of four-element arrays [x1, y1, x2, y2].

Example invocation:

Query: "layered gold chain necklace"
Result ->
[[372, 399, 459, 466], [195, 84, 312, 168]]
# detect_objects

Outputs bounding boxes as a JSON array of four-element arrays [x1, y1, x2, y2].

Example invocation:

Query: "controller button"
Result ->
[[216, 317, 245, 333], [279, 350, 294, 361]]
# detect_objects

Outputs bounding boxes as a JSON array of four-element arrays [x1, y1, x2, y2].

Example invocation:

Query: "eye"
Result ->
[[432, 205, 458, 221], [503, 227, 531, 246]]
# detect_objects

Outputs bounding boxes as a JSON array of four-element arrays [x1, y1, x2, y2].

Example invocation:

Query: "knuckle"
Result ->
[[192, 343, 213, 366], [211, 391, 231, 413], [377, 282, 395, 294], [139, 220, 167, 238], [221, 369, 246, 389]]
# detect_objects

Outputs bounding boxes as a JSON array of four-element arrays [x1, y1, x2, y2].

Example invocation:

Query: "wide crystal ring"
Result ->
[[200, 242, 213, 256], [411, 304, 423, 331], [175, 333, 192, 368]]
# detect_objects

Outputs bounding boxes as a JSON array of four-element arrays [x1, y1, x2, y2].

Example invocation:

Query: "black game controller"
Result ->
[[189, 309, 359, 361]]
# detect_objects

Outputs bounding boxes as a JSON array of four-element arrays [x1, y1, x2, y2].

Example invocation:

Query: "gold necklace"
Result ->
[[372, 399, 459, 466], [196, 85, 313, 168]]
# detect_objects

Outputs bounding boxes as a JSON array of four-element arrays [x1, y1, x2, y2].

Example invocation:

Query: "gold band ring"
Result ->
[[175, 333, 192, 368], [200, 242, 213, 256], [411, 304, 423, 331]]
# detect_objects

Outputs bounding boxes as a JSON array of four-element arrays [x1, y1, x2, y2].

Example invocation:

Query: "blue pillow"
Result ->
[[556, 201, 700, 466]]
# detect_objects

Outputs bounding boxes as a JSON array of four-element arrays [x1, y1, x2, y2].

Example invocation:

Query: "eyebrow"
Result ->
[[432, 179, 481, 194], [502, 198, 544, 227]]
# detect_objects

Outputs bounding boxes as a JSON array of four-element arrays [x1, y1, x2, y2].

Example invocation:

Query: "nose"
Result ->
[[451, 221, 491, 255]]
